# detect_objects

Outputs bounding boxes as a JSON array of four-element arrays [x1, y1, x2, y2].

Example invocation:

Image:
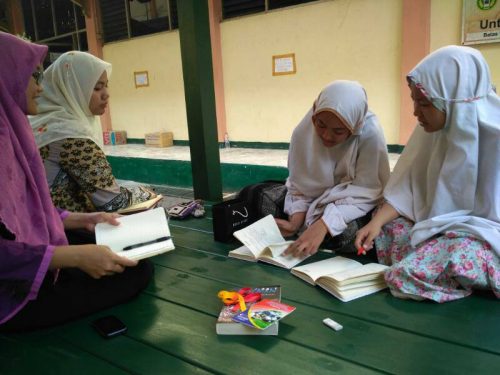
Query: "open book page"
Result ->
[[117, 194, 163, 214], [95, 207, 174, 261], [233, 215, 287, 258], [229, 241, 305, 268], [318, 281, 388, 302], [291, 256, 362, 285], [228, 245, 259, 262], [326, 263, 389, 286], [265, 242, 295, 258], [319, 278, 386, 292], [259, 251, 309, 269]]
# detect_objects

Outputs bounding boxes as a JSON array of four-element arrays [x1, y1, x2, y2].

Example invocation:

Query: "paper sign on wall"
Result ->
[[462, 0, 500, 45], [272, 53, 296, 76], [134, 71, 149, 88]]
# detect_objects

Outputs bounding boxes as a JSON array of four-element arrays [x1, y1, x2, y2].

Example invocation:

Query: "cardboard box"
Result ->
[[145, 131, 173, 147], [103, 130, 127, 145]]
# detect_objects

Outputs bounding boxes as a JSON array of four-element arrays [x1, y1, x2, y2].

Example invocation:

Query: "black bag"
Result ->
[[237, 180, 287, 223], [212, 181, 287, 243], [212, 198, 252, 242]]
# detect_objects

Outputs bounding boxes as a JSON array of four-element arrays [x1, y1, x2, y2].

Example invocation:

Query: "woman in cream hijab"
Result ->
[[356, 46, 500, 302], [30, 51, 155, 212], [278, 80, 390, 257]]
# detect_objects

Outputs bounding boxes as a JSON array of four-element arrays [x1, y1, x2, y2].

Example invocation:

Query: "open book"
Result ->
[[95, 207, 174, 261], [117, 194, 163, 214], [291, 256, 389, 302], [228, 215, 309, 269]]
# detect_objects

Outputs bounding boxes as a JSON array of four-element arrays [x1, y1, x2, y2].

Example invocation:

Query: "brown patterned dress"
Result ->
[[40, 138, 152, 212]]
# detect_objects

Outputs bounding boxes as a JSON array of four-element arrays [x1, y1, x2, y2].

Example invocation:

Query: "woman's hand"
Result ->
[[51, 244, 137, 279], [354, 221, 382, 252], [284, 219, 328, 257], [275, 212, 306, 237], [63, 212, 121, 232], [354, 202, 399, 252]]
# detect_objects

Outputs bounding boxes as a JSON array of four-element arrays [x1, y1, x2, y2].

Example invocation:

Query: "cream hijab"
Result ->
[[287, 80, 390, 226], [384, 45, 500, 256], [30, 51, 111, 147]]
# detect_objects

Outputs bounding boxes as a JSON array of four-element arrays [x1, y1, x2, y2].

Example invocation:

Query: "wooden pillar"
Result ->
[[208, 0, 228, 143], [399, 0, 431, 144], [84, 0, 112, 131], [6, 0, 25, 35], [177, 0, 223, 200]]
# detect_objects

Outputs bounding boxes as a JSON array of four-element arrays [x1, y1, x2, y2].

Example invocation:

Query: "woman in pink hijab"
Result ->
[[0, 32, 152, 332]]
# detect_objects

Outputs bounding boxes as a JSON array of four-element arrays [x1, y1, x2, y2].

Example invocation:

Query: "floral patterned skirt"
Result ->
[[375, 217, 500, 302]]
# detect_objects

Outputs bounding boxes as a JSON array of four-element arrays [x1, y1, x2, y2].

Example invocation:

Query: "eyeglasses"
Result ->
[[32, 70, 44, 85]]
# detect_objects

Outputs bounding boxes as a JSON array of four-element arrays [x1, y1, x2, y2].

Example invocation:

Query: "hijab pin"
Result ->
[[37, 124, 48, 133]]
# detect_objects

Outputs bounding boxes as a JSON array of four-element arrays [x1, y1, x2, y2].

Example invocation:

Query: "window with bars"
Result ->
[[222, 0, 318, 19], [20, 0, 87, 57], [100, 0, 178, 43], [99, 0, 316, 43]]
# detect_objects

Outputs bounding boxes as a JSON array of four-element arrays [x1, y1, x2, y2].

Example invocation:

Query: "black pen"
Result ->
[[122, 236, 171, 251]]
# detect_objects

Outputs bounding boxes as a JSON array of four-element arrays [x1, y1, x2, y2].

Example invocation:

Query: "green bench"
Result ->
[[1, 204, 499, 374]]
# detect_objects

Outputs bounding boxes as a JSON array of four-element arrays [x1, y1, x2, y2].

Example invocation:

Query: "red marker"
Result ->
[[357, 246, 366, 256]]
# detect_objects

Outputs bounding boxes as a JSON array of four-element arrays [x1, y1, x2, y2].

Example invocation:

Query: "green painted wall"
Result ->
[[107, 156, 288, 192]]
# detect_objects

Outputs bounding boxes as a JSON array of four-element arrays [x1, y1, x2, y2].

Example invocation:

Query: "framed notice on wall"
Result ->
[[272, 53, 296, 76], [462, 0, 500, 45], [134, 71, 149, 88]]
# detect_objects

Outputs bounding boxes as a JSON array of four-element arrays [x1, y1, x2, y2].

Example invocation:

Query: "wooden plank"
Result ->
[[2, 214, 498, 375], [152, 243, 500, 355], [0, 321, 213, 374], [169, 219, 215, 234], [55, 294, 379, 375], [143, 264, 500, 374], [0, 332, 128, 374]]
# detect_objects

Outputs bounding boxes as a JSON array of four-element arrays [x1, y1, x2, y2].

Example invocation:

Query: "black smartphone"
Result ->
[[92, 315, 127, 338]]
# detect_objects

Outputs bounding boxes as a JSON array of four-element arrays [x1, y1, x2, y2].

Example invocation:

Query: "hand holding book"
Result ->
[[282, 218, 329, 257], [229, 215, 311, 269], [95, 207, 175, 261]]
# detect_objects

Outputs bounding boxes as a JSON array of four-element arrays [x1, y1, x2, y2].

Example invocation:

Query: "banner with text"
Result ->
[[462, 0, 500, 45]]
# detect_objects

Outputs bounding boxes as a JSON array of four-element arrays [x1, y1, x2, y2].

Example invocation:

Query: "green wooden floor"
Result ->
[[1, 204, 499, 374]]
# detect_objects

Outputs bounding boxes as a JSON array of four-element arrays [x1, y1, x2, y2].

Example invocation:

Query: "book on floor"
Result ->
[[291, 256, 389, 302], [232, 299, 296, 330], [216, 285, 281, 335], [116, 194, 163, 214], [228, 214, 309, 269], [95, 207, 174, 261]]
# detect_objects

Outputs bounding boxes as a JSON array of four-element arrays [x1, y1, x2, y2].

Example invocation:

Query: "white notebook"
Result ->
[[95, 207, 175, 261]]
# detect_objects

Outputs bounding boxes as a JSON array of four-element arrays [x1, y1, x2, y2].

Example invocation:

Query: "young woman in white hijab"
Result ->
[[30, 51, 156, 212], [355, 46, 500, 302], [277, 80, 390, 257]]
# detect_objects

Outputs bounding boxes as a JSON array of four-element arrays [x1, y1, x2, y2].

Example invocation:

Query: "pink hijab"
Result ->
[[0, 32, 67, 324]]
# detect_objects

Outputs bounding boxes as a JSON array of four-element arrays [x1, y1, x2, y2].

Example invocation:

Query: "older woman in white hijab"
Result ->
[[278, 80, 390, 257], [30, 51, 155, 212], [356, 46, 500, 302]]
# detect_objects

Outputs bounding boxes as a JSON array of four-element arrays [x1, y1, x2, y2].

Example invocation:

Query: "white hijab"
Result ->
[[30, 51, 112, 147], [287, 80, 390, 227], [384, 45, 500, 256]]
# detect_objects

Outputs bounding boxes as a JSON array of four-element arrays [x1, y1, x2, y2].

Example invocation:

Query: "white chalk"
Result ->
[[323, 317, 343, 331]]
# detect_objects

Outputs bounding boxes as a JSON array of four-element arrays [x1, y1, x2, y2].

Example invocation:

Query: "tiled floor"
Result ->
[[104, 144, 400, 170], [110, 144, 401, 204]]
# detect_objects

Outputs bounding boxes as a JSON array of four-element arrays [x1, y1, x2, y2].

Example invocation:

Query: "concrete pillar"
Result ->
[[399, 0, 431, 144]]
